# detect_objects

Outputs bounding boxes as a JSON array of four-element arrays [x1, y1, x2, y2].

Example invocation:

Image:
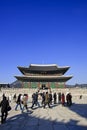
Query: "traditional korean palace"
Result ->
[[15, 64, 73, 89]]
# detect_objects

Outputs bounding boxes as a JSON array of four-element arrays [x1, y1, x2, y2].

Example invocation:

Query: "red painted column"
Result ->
[[55, 82, 58, 88], [22, 82, 24, 88], [38, 82, 40, 90], [57, 82, 58, 88], [28, 82, 31, 88], [48, 82, 51, 93]]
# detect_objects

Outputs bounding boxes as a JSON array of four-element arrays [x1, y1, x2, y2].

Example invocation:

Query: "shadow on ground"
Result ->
[[0, 109, 87, 130], [67, 103, 87, 119]]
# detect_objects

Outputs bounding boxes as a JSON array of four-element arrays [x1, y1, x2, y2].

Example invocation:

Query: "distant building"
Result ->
[[15, 64, 73, 90], [0, 83, 10, 88]]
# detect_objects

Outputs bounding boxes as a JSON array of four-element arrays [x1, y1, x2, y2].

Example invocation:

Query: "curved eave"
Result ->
[[17, 66, 28, 75], [17, 66, 70, 75], [15, 75, 73, 82]]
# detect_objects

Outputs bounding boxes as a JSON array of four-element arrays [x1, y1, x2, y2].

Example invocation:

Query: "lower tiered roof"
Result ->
[[15, 75, 72, 82]]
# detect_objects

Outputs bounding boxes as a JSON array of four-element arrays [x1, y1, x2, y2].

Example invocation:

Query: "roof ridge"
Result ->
[[30, 64, 57, 67]]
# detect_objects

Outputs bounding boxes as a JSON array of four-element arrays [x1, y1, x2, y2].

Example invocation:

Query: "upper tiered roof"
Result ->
[[17, 64, 70, 75]]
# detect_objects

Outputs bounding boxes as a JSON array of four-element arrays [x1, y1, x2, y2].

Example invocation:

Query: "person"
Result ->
[[79, 95, 82, 99], [66, 92, 70, 106], [41, 92, 45, 106], [68, 93, 72, 106], [31, 93, 37, 109], [8, 94, 12, 102], [15, 94, 23, 111], [13, 93, 17, 102], [66, 93, 72, 106], [49, 92, 52, 105], [58, 92, 61, 104], [0, 96, 9, 124], [22, 94, 28, 112], [53, 92, 57, 104], [61, 93, 65, 106], [44, 92, 51, 108], [31, 92, 40, 109]]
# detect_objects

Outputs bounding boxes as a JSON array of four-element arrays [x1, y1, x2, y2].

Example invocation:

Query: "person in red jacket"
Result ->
[[61, 93, 65, 106]]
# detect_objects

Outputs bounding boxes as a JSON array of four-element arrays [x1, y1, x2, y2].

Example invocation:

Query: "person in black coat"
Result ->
[[66, 93, 72, 106], [53, 92, 57, 104], [0, 96, 9, 124], [15, 94, 23, 111], [58, 92, 61, 104]]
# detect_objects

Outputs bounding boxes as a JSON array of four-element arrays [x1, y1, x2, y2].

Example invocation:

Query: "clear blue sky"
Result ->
[[0, 0, 87, 85]]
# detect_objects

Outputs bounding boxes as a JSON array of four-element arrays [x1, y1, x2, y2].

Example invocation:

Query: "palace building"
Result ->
[[15, 64, 73, 89]]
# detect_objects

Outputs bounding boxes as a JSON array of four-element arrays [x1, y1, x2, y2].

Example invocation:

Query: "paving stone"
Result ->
[[20, 125, 39, 130], [67, 125, 87, 130], [0, 88, 87, 130], [39, 124, 53, 130], [53, 124, 69, 130]]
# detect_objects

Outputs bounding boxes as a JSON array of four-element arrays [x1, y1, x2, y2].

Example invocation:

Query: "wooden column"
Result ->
[[55, 82, 58, 88], [48, 82, 51, 93], [37, 82, 40, 90], [28, 82, 31, 88], [64, 82, 66, 88], [22, 82, 24, 88]]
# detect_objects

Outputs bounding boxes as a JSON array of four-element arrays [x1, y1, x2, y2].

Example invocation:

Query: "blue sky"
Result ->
[[0, 0, 87, 85]]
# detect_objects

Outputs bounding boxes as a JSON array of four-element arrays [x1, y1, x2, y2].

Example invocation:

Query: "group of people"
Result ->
[[15, 93, 29, 112], [30, 91, 72, 109], [0, 91, 72, 124]]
